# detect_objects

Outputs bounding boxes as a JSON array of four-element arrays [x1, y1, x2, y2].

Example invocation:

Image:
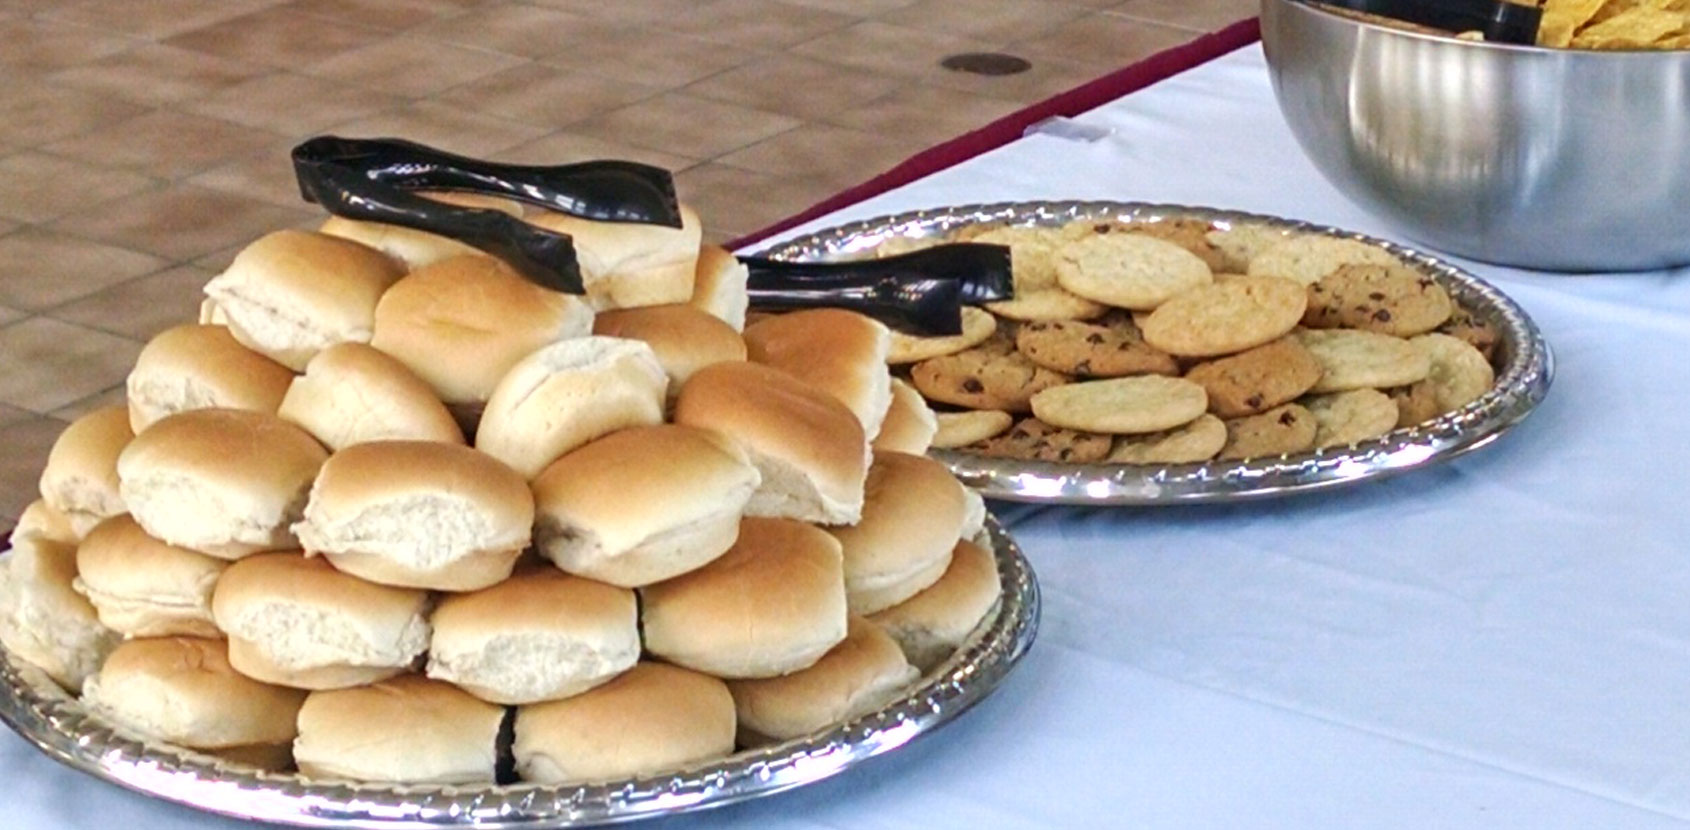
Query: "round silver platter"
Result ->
[[759, 200, 1555, 505], [0, 517, 1038, 829]]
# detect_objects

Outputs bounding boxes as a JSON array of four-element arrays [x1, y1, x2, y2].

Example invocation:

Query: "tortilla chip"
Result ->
[[1587, 0, 1649, 26], [1570, 7, 1686, 46], [1540, 0, 1612, 45]]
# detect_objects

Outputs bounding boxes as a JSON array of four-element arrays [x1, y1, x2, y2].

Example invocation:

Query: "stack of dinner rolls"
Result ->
[[0, 190, 1000, 787]]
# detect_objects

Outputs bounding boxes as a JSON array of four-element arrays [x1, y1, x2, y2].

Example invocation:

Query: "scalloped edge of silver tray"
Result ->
[[758, 200, 1555, 505], [0, 517, 1038, 829]]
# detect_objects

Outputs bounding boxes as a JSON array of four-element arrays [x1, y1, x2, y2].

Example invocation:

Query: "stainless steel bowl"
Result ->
[[1260, 0, 1690, 272]]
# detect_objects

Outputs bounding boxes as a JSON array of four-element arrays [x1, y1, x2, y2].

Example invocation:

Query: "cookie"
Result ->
[[969, 417, 1111, 463], [1303, 389, 1399, 448], [1140, 276, 1308, 357], [1247, 234, 1401, 286], [911, 341, 1070, 413], [1183, 336, 1323, 417], [887, 307, 998, 364], [1014, 315, 1179, 378], [1029, 375, 1208, 434], [1437, 305, 1500, 363], [1106, 414, 1226, 464], [969, 226, 1109, 321], [1303, 263, 1453, 337], [1387, 382, 1441, 427], [986, 288, 1109, 322], [932, 409, 1014, 448], [872, 235, 944, 257], [1064, 218, 1228, 273], [1055, 232, 1213, 310], [1411, 333, 1495, 414], [1295, 329, 1430, 393], [1218, 403, 1317, 460], [1206, 224, 1289, 272]]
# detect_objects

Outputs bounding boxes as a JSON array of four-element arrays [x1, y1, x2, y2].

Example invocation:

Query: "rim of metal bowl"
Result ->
[[1274, 0, 1690, 56], [756, 199, 1554, 505], [0, 516, 1040, 829]]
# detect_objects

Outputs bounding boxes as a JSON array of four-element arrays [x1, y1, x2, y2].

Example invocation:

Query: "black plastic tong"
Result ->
[[290, 136, 1013, 335], [1312, 0, 1542, 44]]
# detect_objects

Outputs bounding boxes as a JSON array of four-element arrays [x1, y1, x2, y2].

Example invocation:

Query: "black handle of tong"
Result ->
[[1310, 0, 1542, 44], [741, 243, 1014, 336], [291, 136, 685, 295]]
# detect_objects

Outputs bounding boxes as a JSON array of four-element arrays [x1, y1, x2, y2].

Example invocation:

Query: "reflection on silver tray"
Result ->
[[0, 518, 1039, 829], [759, 200, 1555, 505]]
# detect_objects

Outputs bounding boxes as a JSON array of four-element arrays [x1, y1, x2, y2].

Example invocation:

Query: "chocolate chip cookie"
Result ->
[[1218, 403, 1317, 460], [910, 336, 1070, 413], [1014, 314, 1179, 378], [968, 417, 1112, 463], [1183, 336, 1323, 418], [1303, 263, 1453, 337]]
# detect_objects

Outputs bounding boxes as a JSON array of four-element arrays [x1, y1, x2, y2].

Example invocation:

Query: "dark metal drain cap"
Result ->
[[940, 52, 1032, 76]]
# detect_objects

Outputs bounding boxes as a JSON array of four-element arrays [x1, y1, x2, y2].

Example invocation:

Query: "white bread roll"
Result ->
[[295, 441, 533, 592], [73, 515, 227, 639], [126, 324, 295, 434], [871, 379, 938, 455], [743, 310, 893, 440], [370, 255, 595, 406], [728, 616, 918, 745], [475, 337, 666, 479], [591, 304, 747, 404], [829, 451, 967, 615], [294, 674, 503, 784], [211, 553, 429, 690], [203, 230, 405, 371], [278, 343, 464, 451], [116, 409, 327, 560], [514, 662, 734, 784], [319, 190, 524, 271], [960, 486, 987, 543], [531, 425, 760, 588], [38, 406, 132, 538], [12, 499, 79, 547], [673, 362, 867, 525], [527, 203, 702, 310], [868, 539, 999, 672], [640, 517, 847, 679], [690, 244, 749, 330], [427, 568, 638, 705], [81, 636, 305, 757], [197, 297, 227, 325], [0, 536, 118, 692]]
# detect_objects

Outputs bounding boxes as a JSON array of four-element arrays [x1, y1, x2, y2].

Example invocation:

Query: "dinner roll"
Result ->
[[532, 425, 760, 588], [514, 662, 734, 784], [117, 409, 327, 559], [211, 553, 430, 690], [294, 674, 504, 784], [12, 499, 79, 547], [38, 405, 132, 538], [319, 190, 524, 271], [640, 517, 847, 679], [690, 244, 749, 330], [427, 568, 638, 705], [295, 441, 532, 592], [0, 536, 117, 692], [278, 343, 464, 450], [81, 637, 305, 763], [673, 362, 867, 525], [203, 230, 405, 371], [591, 304, 747, 403], [829, 451, 967, 615], [126, 324, 295, 434], [370, 255, 595, 407], [871, 379, 938, 455], [743, 310, 893, 440], [73, 515, 227, 639], [474, 337, 666, 479], [960, 486, 987, 543], [729, 617, 918, 745], [528, 203, 702, 310], [868, 539, 999, 672]]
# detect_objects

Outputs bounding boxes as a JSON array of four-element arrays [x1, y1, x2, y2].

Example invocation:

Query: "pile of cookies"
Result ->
[[881, 218, 1500, 464], [0, 189, 1000, 787]]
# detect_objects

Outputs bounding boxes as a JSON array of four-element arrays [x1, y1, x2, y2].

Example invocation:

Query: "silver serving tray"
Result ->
[[0, 517, 1039, 829], [759, 200, 1554, 505]]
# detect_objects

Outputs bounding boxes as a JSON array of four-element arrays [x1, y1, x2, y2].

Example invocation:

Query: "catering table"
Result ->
[[9, 37, 1690, 830]]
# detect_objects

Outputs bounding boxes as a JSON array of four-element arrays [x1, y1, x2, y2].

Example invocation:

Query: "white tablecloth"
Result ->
[[9, 44, 1690, 829]]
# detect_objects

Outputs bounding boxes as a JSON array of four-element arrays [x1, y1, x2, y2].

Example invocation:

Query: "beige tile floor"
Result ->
[[0, 0, 1254, 532]]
